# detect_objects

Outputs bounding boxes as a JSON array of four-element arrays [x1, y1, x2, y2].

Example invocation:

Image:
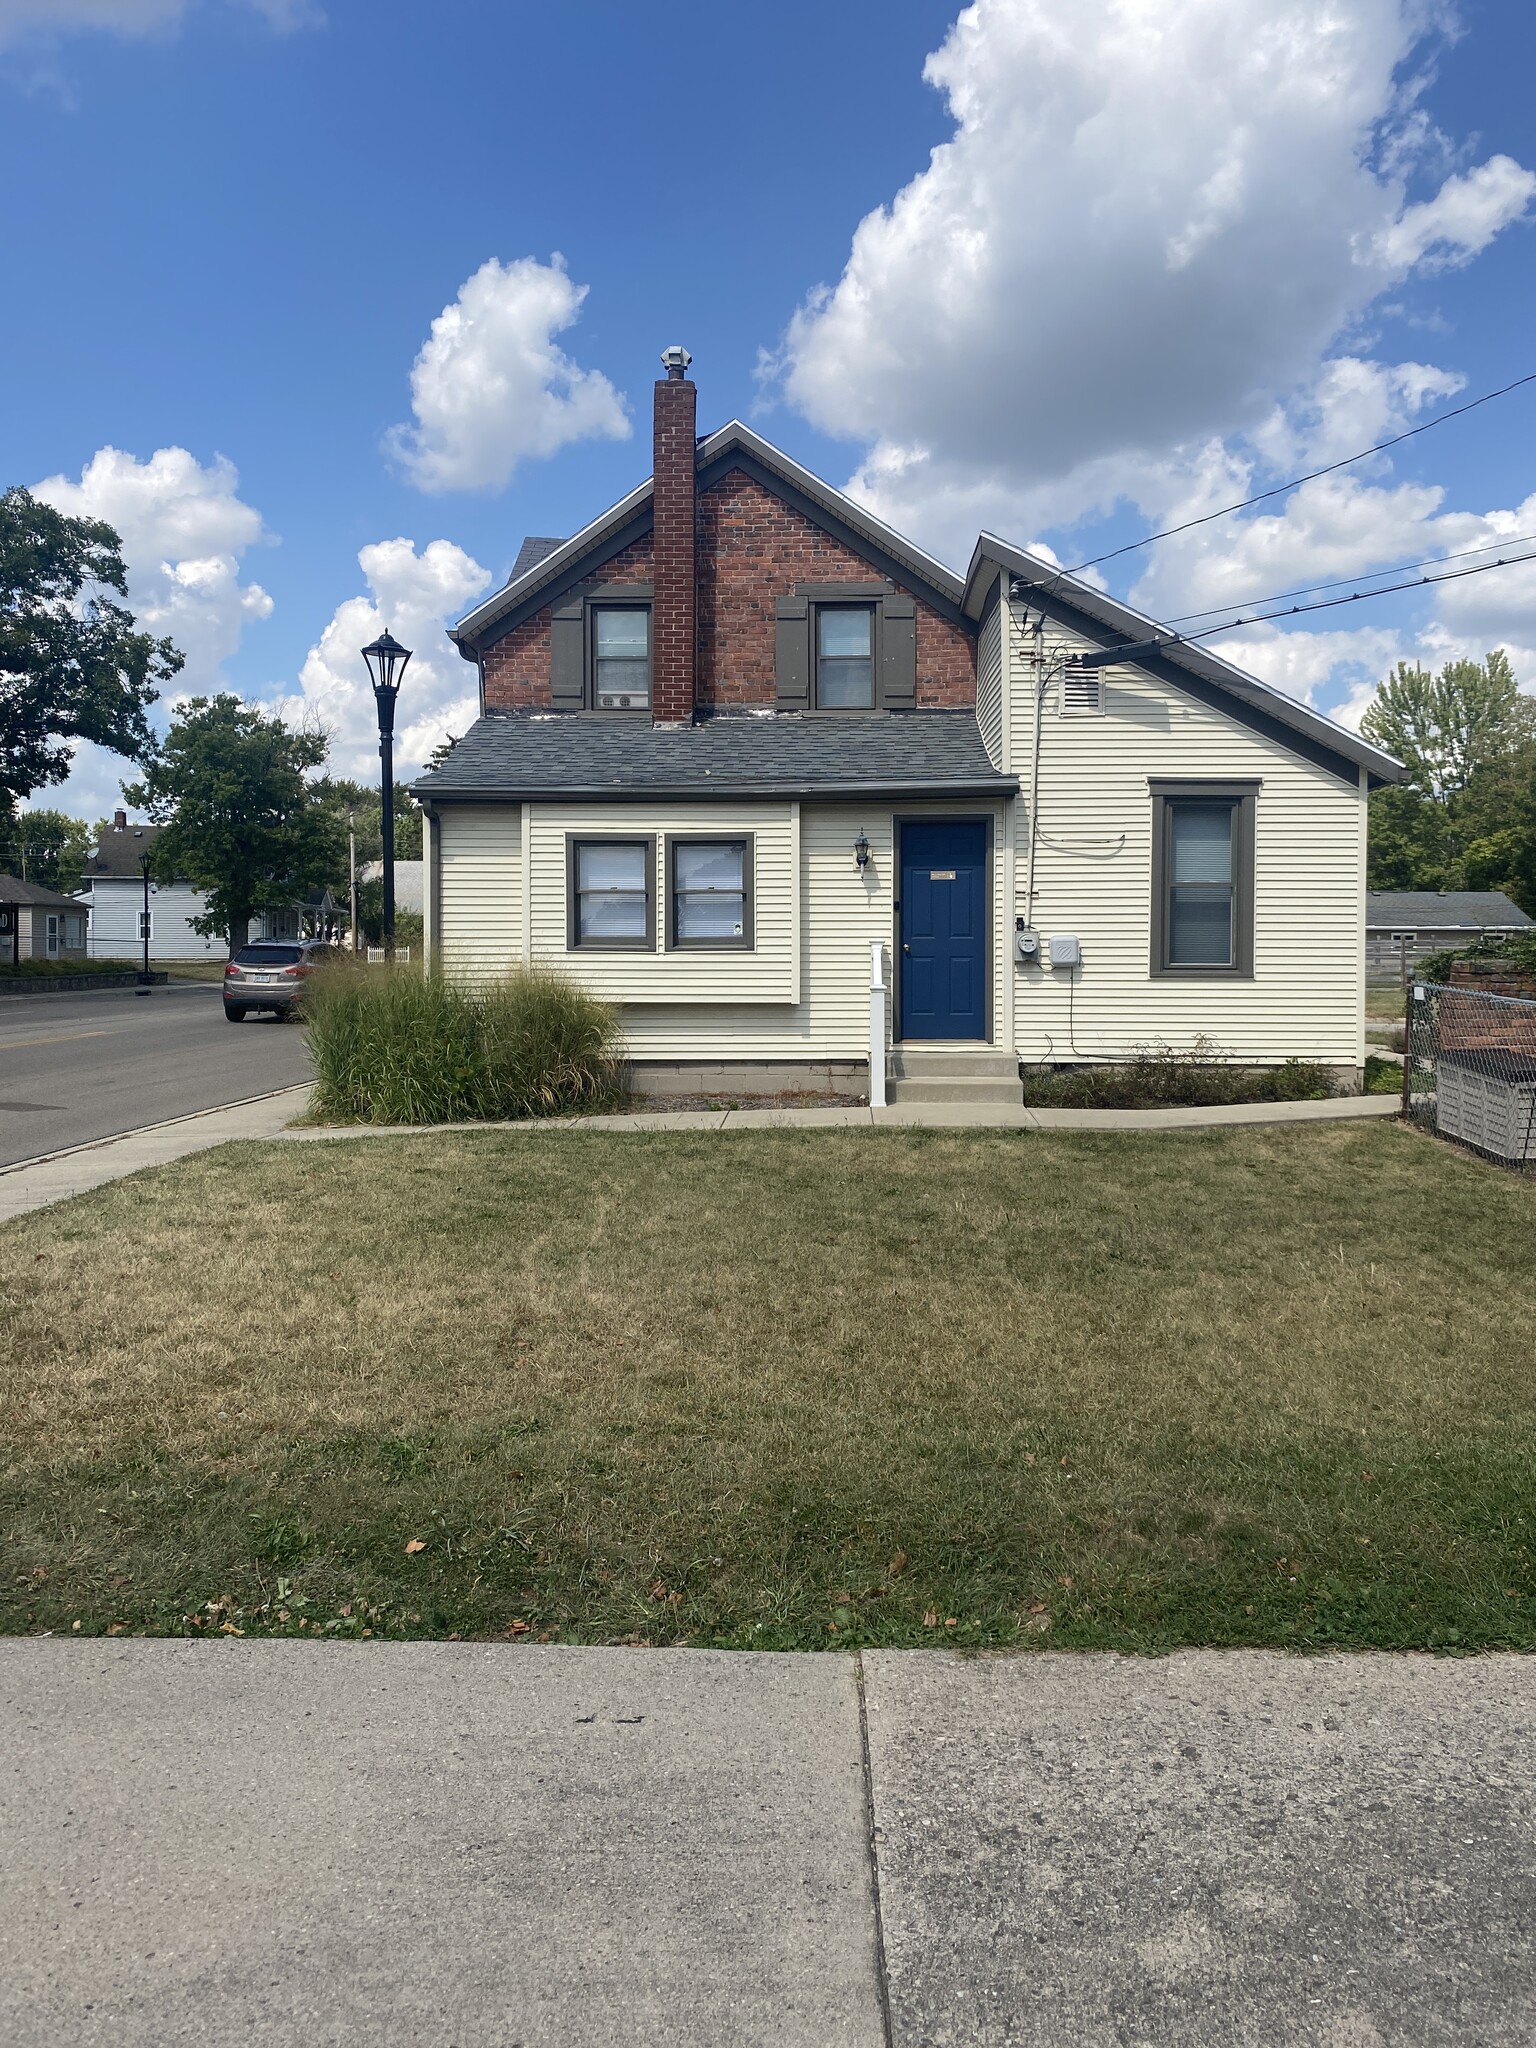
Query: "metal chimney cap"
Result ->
[[660, 344, 693, 380]]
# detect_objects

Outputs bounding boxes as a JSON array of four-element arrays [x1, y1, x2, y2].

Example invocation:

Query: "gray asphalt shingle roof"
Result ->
[[413, 712, 1016, 801], [1366, 891, 1533, 928], [0, 875, 87, 908]]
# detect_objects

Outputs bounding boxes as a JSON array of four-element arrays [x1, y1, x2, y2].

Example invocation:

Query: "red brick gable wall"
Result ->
[[482, 538, 654, 711], [479, 469, 974, 713]]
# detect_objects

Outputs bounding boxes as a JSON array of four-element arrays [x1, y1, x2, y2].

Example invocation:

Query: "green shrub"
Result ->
[[0, 955, 152, 978], [1417, 930, 1536, 984], [1020, 1036, 1333, 1109], [1364, 1054, 1403, 1095], [304, 961, 623, 1124]]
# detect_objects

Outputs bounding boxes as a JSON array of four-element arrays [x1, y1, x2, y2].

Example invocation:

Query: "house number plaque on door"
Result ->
[[930, 869, 956, 881]]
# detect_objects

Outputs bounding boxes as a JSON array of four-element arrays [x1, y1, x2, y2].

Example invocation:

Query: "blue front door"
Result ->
[[899, 819, 988, 1040]]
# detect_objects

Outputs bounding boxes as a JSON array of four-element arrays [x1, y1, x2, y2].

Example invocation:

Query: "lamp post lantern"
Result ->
[[360, 628, 412, 960]]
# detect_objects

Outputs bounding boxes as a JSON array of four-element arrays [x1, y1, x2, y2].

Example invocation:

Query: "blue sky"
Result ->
[[2, 0, 1533, 815]]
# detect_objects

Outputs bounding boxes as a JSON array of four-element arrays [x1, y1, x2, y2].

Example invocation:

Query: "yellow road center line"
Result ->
[[0, 1028, 118, 1050]]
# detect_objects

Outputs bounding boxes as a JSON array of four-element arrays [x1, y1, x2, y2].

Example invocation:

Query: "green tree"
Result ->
[[1361, 649, 1531, 799], [0, 807, 94, 893], [124, 695, 344, 952], [0, 486, 182, 807], [1363, 649, 1536, 905]]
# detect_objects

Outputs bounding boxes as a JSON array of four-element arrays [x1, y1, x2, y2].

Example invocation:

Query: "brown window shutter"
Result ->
[[550, 599, 584, 711], [880, 594, 916, 708], [775, 595, 810, 710]]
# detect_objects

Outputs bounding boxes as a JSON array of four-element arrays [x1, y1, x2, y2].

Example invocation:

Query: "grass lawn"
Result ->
[[1367, 984, 1411, 1019], [4, 1123, 1534, 1654]]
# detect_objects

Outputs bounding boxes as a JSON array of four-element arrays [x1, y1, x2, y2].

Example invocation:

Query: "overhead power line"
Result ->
[[1065, 369, 1536, 577], [1182, 545, 1536, 642], [1162, 530, 1536, 626]]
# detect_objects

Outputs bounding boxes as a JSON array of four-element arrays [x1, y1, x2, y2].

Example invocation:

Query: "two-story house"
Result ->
[[412, 348, 1402, 1102]]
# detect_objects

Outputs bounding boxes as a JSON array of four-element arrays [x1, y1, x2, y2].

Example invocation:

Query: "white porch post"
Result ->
[[869, 938, 888, 1108]]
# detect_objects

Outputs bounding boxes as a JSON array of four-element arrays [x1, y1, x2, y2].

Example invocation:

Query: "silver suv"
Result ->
[[223, 939, 337, 1021]]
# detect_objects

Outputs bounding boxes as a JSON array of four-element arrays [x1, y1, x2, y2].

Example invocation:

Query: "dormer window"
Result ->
[[593, 607, 651, 711], [815, 605, 875, 709]]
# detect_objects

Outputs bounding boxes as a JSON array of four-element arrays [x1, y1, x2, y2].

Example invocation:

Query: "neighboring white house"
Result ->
[[359, 859, 425, 914], [78, 813, 223, 961], [411, 352, 1403, 1100]]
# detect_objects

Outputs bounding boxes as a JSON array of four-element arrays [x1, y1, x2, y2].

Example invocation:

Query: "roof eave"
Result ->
[[415, 776, 1018, 804], [451, 420, 967, 651]]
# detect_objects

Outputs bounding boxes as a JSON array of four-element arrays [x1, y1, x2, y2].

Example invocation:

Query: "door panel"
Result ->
[[898, 820, 988, 1039]]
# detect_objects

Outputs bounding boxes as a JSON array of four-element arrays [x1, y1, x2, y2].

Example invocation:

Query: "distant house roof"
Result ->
[[414, 710, 1017, 803], [82, 820, 164, 879], [509, 536, 566, 579], [0, 875, 87, 909], [1366, 891, 1534, 930]]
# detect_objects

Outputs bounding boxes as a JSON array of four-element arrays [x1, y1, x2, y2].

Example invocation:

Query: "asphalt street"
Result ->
[[0, 982, 313, 1168]]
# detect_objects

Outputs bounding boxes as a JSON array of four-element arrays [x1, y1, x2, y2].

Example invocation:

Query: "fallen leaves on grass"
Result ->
[[404, 1539, 427, 1555]]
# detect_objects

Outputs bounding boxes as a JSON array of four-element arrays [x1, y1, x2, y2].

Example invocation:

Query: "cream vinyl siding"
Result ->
[[976, 598, 1003, 769], [438, 804, 523, 980], [1006, 602, 1366, 1067], [434, 794, 1007, 1061], [528, 801, 797, 1005]]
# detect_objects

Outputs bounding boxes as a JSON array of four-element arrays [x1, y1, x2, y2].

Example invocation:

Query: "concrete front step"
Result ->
[[888, 1075, 1025, 1104], [889, 1046, 1020, 1080]]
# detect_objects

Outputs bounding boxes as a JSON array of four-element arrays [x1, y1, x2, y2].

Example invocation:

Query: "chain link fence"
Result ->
[[1404, 981, 1536, 1170]]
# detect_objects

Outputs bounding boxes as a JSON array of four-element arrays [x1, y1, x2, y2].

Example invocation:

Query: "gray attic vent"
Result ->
[[1059, 659, 1105, 717]]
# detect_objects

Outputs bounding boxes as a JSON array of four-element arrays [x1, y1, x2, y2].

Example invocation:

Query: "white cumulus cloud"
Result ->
[[769, 0, 1534, 571], [0, 0, 318, 51], [387, 256, 630, 495], [29, 446, 278, 822], [285, 538, 492, 780], [32, 445, 274, 689]]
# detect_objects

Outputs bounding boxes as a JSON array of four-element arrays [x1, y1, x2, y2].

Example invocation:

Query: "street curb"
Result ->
[[0, 1085, 315, 1179]]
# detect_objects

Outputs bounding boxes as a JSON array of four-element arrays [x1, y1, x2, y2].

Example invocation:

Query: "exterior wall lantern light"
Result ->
[[360, 628, 412, 960], [854, 829, 871, 871]]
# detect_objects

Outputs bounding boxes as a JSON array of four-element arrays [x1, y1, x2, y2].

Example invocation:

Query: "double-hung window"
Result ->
[[814, 605, 876, 709], [592, 607, 651, 711], [668, 838, 753, 949], [1150, 783, 1256, 977], [568, 838, 655, 949]]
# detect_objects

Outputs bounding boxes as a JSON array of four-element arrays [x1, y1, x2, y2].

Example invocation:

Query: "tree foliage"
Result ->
[[0, 806, 94, 893], [124, 695, 344, 952], [0, 486, 182, 808], [1365, 650, 1536, 914]]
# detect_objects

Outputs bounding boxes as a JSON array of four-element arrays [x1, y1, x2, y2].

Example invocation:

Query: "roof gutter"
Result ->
[[414, 776, 1020, 804]]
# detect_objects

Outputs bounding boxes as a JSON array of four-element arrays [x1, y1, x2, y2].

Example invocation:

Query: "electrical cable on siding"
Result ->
[[1063, 368, 1536, 576], [1035, 831, 1126, 858]]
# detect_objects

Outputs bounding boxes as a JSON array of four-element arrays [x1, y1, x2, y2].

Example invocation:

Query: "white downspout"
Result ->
[[869, 939, 887, 1108]]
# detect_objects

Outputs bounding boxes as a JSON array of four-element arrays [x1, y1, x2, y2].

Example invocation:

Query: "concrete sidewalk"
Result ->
[[3, 1644, 1532, 2046], [0, 1084, 1400, 1224], [0, 1087, 312, 1224]]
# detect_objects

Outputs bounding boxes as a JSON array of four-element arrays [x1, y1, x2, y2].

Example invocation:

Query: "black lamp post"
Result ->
[[137, 852, 153, 994], [360, 628, 412, 960]]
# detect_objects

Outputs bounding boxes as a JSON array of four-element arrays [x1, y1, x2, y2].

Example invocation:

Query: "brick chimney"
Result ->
[[113, 809, 127, 829], [652, 345, 697, 724]]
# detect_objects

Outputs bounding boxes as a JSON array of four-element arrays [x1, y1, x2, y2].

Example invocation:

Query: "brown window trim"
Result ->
[[566, 833, 657, 951], [664, 834, 756, 951], [1149, 780, 1258, 979], [583, 585, 654, 716]]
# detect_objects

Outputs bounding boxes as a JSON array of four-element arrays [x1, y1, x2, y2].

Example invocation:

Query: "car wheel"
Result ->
[[224, 1005, 247, 1022]]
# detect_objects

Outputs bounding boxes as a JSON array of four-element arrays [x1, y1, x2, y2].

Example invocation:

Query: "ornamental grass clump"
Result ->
[[305, 961, 623, 1124]]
